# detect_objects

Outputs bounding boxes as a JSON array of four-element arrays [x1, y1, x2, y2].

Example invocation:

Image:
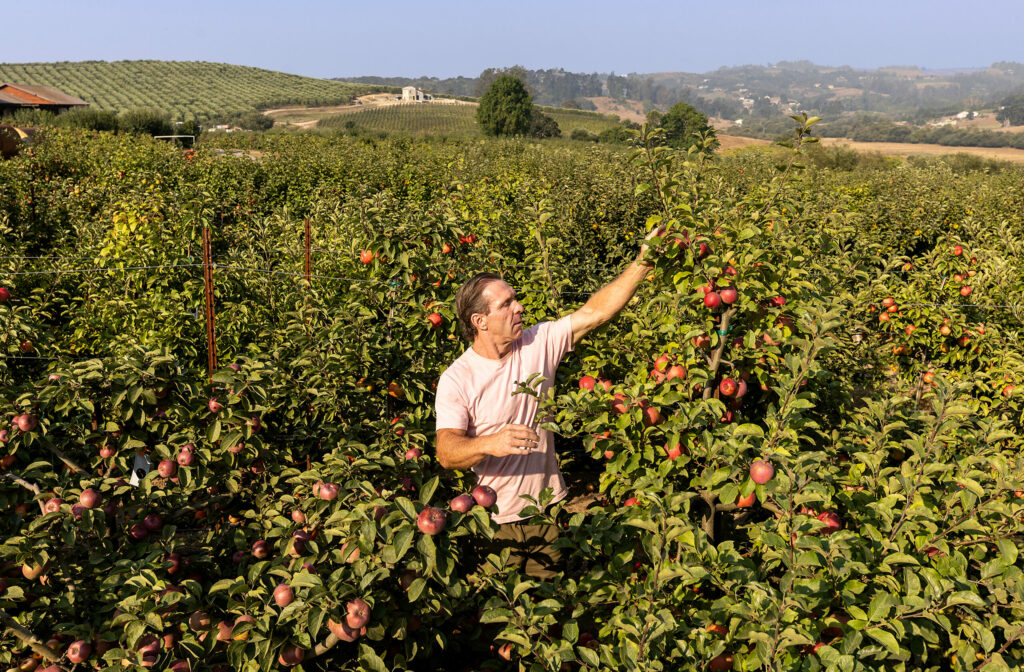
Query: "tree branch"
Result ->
[[0, 608, 62, 663], [2, 474, 45, 514]]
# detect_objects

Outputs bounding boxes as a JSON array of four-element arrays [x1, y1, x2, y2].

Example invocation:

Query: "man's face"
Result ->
[[476, 280, 524, 343]]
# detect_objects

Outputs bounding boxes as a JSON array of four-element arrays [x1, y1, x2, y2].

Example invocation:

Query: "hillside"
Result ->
[[0, 60, 392, 122]]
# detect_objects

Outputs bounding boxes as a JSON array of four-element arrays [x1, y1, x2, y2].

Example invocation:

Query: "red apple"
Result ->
[[735, 379, 748, 398], [169, 661, 190, 672], [960, 285, 972, 297], [719, 378, 738, 397], [703, 291, 721, 308], [664, 443, 682, 460], [18, 340, 32, 353], [719, 287, 738, 304], [143, 514, 163, 531], [66, 640, 91, 663], [0, 287, 9, 302], [189, 610, 211, 631], [404, 447, 422, 461], [360, 250, 374, 264], [427, 312, 443, 328], [450, 494, 474, 512], [472, 484, 497, 508], [79, 488, 101, 509], [99, 444, 115, 458], [624, 497, 638, 506], [709, 653, 734, 671], [15, 414, 37, 432], [665, 365, 686, 381], [345, 598, 370, 629], [953, 245, 963, 256], [318, 482, 339, 501], [232, 614, 255, 641], [641, 403, 662, 427], [207, 398, 222, 414], [44, 497, 62, 514], [653, 354, 671, 371], [176, 447, 194, 466], [251, 540, 271, 559], [291, 509, 306, 524], [578, 375, 596, 391], [273, 583, 294, 607], [610, 393, 628, 414], [817, 511, 842, 536], [278, 644, 305, 666], [750, 460, 774, 485], [157, 460, 176, 478], [1003, 384, 1016, 398], [736, 492, 756, 508], [416, 506, 446, 535]]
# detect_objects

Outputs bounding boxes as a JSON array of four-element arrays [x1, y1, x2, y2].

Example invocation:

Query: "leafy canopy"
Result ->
[[476, 74, 533, 137]]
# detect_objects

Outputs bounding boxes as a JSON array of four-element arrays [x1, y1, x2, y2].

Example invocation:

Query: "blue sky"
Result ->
[[3, 0, 1022, 79]]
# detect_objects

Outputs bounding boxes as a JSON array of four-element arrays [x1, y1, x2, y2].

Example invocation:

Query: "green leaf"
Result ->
[[578, 646, 600, 667], [865, 628, 900, 655], [947, 591, 987, 609], [734, 423, 764, 438], [408, 577, 427, 602], [359, 643, 387, 672], [419, 475, 439, 506]]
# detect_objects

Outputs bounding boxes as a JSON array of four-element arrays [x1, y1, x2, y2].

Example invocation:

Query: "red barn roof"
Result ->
[[0, 84, 89, 107]]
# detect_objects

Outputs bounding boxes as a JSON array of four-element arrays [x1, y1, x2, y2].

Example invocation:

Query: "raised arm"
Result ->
[[436, 425, 541, 470], [569, 226, 664, 348]]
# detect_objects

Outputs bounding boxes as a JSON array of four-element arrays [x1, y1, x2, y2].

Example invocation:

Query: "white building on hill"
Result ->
[[401, 86, 432, 102]]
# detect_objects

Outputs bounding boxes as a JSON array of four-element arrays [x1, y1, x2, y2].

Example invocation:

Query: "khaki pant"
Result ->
[[482, 521, 562, 580]]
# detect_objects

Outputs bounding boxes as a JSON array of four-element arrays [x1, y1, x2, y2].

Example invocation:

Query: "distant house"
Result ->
[[0, 84, 89, 114], [401, 86, 432, 103]]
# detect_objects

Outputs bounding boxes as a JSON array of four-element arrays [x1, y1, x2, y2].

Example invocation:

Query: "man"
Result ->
[[434, 227, 663, 578]]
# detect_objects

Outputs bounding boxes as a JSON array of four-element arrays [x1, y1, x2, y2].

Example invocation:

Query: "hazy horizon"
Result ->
[[3, 0, 1023, 80]]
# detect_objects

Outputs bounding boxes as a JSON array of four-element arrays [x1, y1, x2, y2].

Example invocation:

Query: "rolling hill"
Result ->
[[0, 60, 392, 122]]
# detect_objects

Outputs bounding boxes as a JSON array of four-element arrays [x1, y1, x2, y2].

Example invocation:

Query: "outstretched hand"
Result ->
[[638, 224, 668, 266]]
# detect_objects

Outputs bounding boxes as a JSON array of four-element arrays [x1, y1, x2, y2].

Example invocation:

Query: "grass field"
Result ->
[[0, 60, 390, 121]]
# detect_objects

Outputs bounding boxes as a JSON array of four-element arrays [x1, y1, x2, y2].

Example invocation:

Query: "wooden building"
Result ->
[[0, 84, 89, 114]]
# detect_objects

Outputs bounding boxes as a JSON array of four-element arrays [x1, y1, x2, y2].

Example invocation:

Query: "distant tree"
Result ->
[[996, 95, 1024, 126], [476, 66, 531, 98], [118, 108, 172, 136], [597, 126, 634, 144], [528, 108, 561, 138], [659, 102, 717, 149], [55, 108, 118, 132], [570, 128, 598, 142], [560, 99, 581, 109], [233, 111, 275, 131], [476, 75, 533, 137]]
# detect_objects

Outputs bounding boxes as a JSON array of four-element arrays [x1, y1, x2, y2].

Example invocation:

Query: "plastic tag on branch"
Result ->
[[129, 453, 151, 487]]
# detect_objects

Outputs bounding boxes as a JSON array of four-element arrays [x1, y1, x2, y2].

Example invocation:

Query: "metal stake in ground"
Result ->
[[202, 226, 218, 378]]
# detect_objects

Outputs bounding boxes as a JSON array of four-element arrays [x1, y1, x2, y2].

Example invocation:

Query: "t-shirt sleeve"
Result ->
[[435, 370, 470, 432], [545, 315, 575, 371]]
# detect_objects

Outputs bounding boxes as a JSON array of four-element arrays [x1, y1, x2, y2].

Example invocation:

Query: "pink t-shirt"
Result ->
[[435, 316, 574, 523]]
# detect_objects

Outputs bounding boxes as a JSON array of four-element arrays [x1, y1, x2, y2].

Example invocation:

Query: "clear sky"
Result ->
[[3, 0, 1022, 79]]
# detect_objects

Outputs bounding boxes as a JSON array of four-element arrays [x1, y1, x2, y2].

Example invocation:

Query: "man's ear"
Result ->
[[472, 312, 487, 332]]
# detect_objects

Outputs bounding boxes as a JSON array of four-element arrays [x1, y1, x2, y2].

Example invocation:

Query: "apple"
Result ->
[[177, 447, 195, 466], [427, 312, 443, 328], [719, 378, 738, 397], [291, 509, 306, 524], [143, 514, 163, 531], [720, 409, 735, 424], [15, 414, 37, 432], [770, 296, 787, 307], [274, 583, 294, 607], [44, 497, 63, 514], [719, 287, 738, 304], [232, 614, 255, 641], [736, 492, 756, 508], [817, 511, 842, 536], [360, 250, 374, 264], [641, 403, 662, 427], [472, 484, 497, 508], [278, 644, 305, 666], [703, 291, 721, 308], [215, 619, 233, 643], [166, 552, 182, 575], [169, 661, 191, 672], [750, 460, 774, 485], [345, 598, 371, 629], [442, 243, 453, 254], [0, 287, 9, 302], [18, 340, 32, 353], [1003, 384, 1016, 398], [709, 653, 734, 671], [21, 561, 48, 580], [79, 488, 101, 509], [450, 494, 474, 512], [598, 378, 613, 391], [692, 334, 711, 348], [404, 447, 422, 460], [207, 398, 222, 414], [952, 273, 963, 282], [881, 297, 895, 307], [939, 324, 952, 336], [664, 443, 683, 460], [228, 443, 244, 454], [706, 624, 727, 636], [416, 506, 446, 535], [666, 365, 686, 381], [251, 540, 271, 559], [0, 429, 7, 443], [624, 497, 638, 506], [953, 245, 963, 256], [735, 379, 748, 398], [65, 639, 91, 663], [157, 460, 177, 478], [317, 482, 339, 501], [579, 375, 596, 391], [904, 324, 916, 336], [99, 444, 115, 458], [328, 618, 365, 642], [189, 610, 212, 631], [497, 643, 514, 661], [0, 453, 13, 469], [610, 393, 629, 414], [653, 354, 671, 371], [922, 371, 935, 385], [960, 285, 972, 297]]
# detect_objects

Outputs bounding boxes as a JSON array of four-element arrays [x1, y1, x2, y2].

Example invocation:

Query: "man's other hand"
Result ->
[[639, 224, 667, 266], [489, 424, 540, 457]]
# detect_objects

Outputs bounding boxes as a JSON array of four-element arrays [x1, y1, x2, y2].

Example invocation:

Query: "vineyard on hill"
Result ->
[[0, 61, 390, 122], [316, 103, 624, 139], [1, 123, 1024, 671]]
